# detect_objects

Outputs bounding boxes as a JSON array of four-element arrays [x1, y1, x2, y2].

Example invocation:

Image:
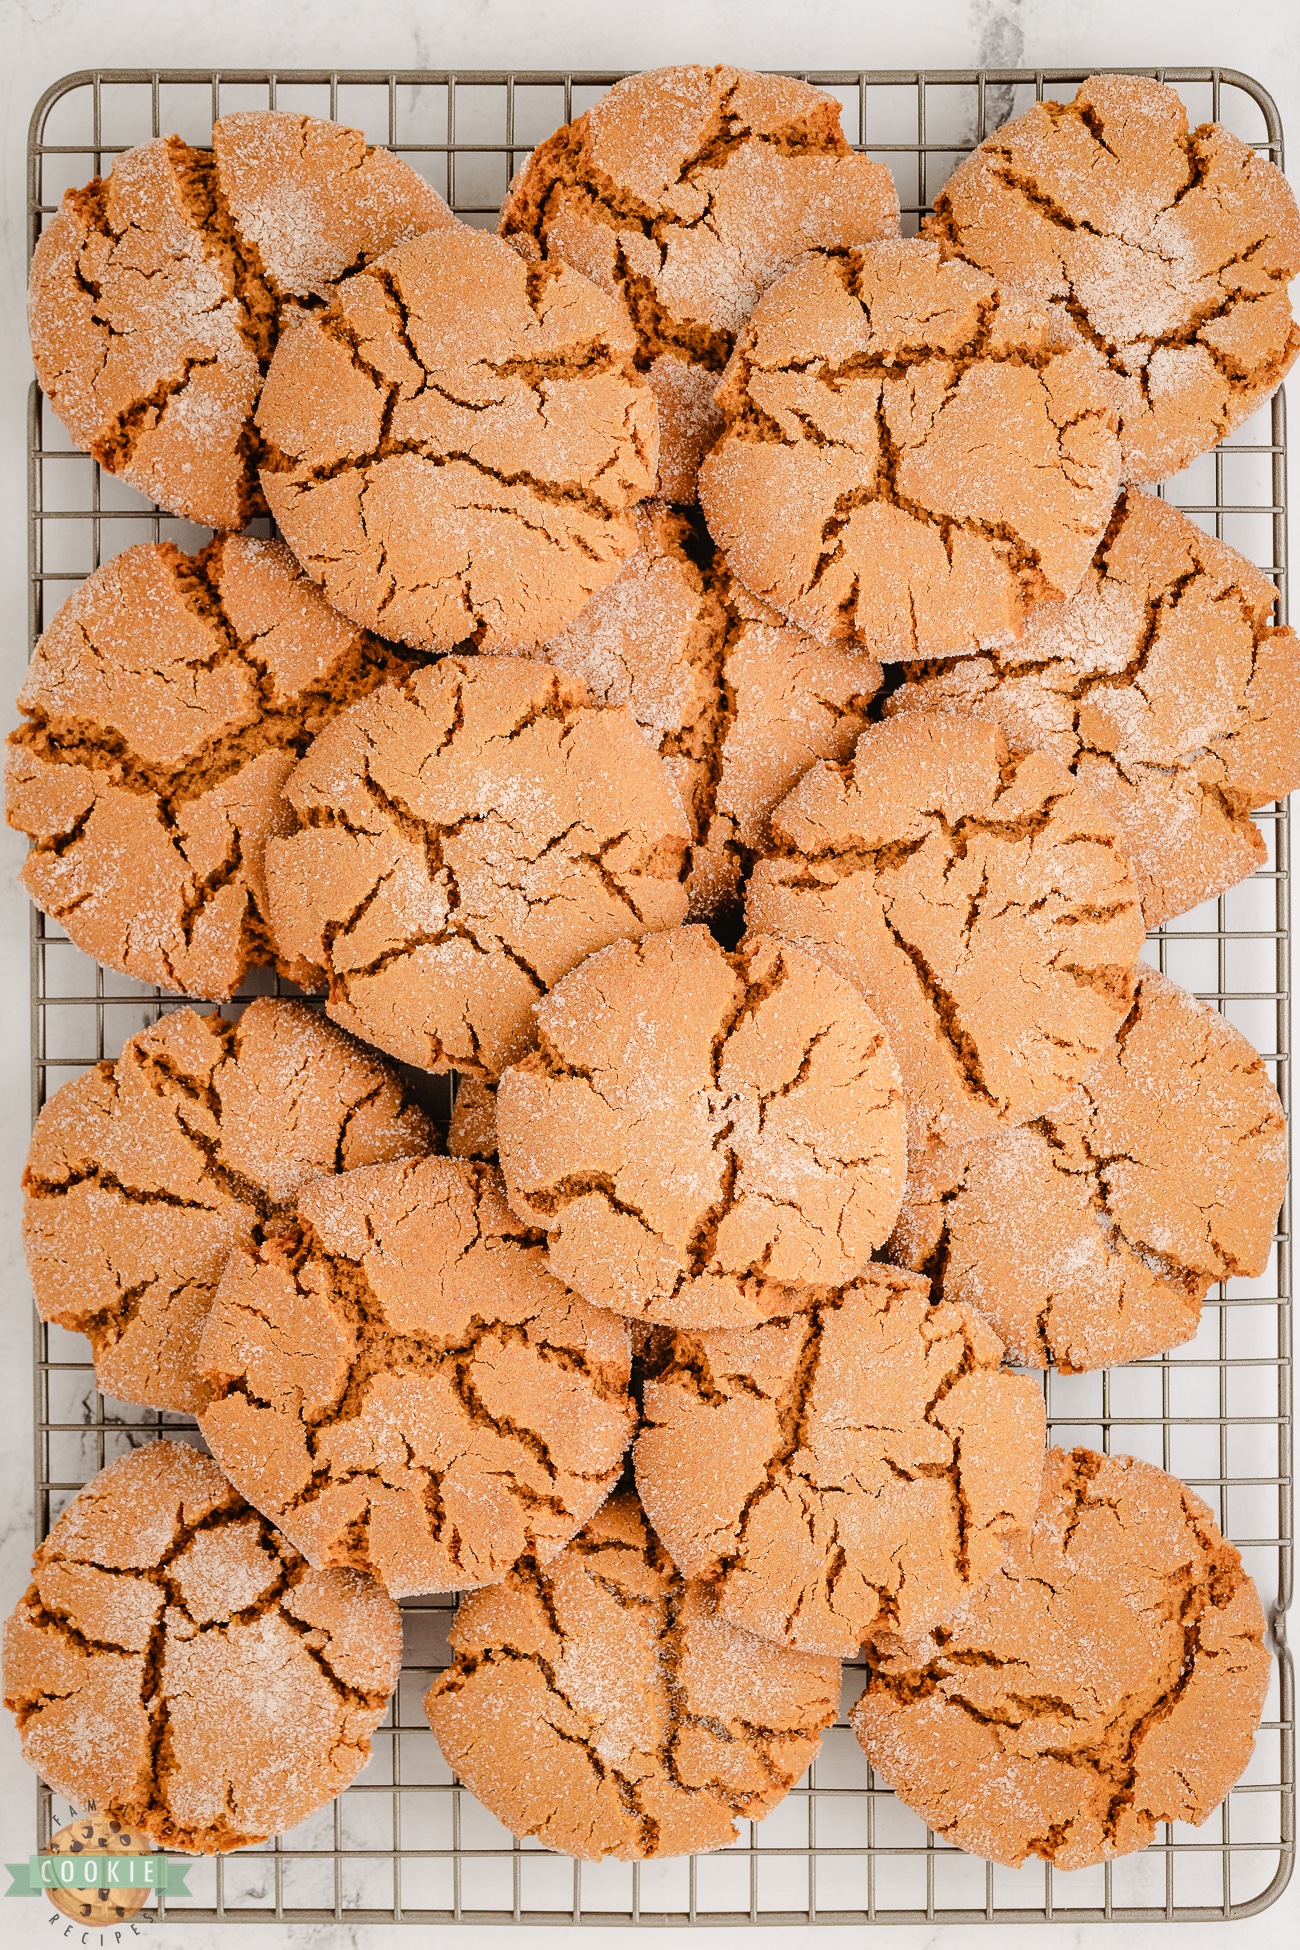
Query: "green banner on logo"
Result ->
[[4, 1853, 192, 1897]]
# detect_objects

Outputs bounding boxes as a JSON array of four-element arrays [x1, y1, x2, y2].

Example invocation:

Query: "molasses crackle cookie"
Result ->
[[29, 111, 456, 529], [500, 64, 899, 500], [926, 74, 1300, 481], [6, 534, 413, 998]]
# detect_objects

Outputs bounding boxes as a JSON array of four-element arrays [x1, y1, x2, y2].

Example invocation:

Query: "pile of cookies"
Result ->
[[5, 65, 1298, 1875]]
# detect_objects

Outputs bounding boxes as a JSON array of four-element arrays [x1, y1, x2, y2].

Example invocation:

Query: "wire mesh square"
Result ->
[[24, 63, 1294, 1924]]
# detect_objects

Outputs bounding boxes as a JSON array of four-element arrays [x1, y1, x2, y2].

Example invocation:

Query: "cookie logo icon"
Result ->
[[43, 1815, 154, 1923]]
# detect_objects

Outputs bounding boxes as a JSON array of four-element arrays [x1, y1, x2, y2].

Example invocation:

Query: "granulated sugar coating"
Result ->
[[747, 714, 1147, 1150], [497, 927, 907, 1328], [499, 64, 899, 501], [6, 536, 412, 999], [424, 1490, 840, 1859], [525, 502, 881, 923], [852, 1447, 1271, 1870], [264, 656, 690, 1079], [698, 238, 1120, 661], [2, 1442, 402, 1853], [927, 75, 1300, 483], [887, 489, 1300, 927], [197, 1155, 636, 1598], [635, 1266, 1046, 1659], [257, 226, 658, 651], [886, 968, 1286, 1373], [28, 113, 454, 530], [22, 1000, 433, 1414]]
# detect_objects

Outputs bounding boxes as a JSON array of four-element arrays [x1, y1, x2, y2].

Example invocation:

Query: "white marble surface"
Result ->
[[1, 2, 1297, 1945]]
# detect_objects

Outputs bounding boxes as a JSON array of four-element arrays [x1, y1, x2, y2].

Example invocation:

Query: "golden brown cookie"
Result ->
[[526, 502, 881, 922], [197, 1155, 636, 1597], [746, 714, 1147, 1149], [698, 237, 1121, 659], [23, 999, 433, 1413], [7, 536, 412, 999], [264, 655, 690, 1078], [886, 969, 1286, 1372], [500, 64, 898, 501], [851, 1447, 1271, 1870], [3, 1441, 402, 1852], [447, 1077, 499, 1160], [424, 1489, 840, 1859], [257, 226, 658, 650], [886, 489, 1300, 926], [497, 927, 906, 1327], [926, 75, 1300, 483], [28, 113, 454, 529], [635, 1266, 1045, 1658]]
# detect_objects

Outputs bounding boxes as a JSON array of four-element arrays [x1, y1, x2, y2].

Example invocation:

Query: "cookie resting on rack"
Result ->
[[425, 1490, 841, 1859], [852, 1448, 1271, 1869], [2, 1441, 402, 1853]]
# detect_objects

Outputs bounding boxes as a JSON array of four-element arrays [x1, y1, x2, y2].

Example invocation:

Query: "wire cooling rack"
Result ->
[[21, 65, 1294, 1926]]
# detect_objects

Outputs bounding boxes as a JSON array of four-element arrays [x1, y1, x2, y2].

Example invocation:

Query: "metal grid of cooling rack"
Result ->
[[20, 65, 1294, 1926]]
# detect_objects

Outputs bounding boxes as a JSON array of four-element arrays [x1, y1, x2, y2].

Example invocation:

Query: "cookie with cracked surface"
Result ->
[[526, 503, 881, 923], [499, 64, 899, 502], [28, 114, 454, 530], [448, 1077, 498, 1160], [256, 225, 658, 650], [2, 1440, 402, 1852], [6, 535, 413, 999], [746, 713, 1147, 1150], [697, 236, 1121, 661], [424, 1488, 840, 1859], [197, 1154, 636, 1597], [886, 489, 1300, 927], [23, 999, 434, 1414], [885, 968, 1286, 1373], [635, 1265, 1046, 1659], [925, 74, 1300, 483], [496, 927, 907, 1328], [851, 1446, 1271, 1869], [264, 655, 690, 1079]]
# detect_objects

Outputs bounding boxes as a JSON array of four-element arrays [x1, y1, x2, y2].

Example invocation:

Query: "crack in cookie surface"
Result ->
[[746, 712, 1147, 1149], [924, 75, 1300, 482], [6, 535, 414, 999], [196, 1155, 636, 1597], [885, 968, 1286, 1372], [22, 999, 434, 1413], [262, 655, 691, 1080], [496, 926, 907, 1326], [2, 1441, 402, 1853], [424, 1488, 840, 1857], [697, 237, 1121, 659], [885, 488, 1300, 926], [635, 1266, 1046, 1658], [851, 1447, 1271, 1869]]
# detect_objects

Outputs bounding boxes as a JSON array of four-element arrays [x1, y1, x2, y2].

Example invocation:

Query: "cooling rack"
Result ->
[[22, 64, 1294, 1926]]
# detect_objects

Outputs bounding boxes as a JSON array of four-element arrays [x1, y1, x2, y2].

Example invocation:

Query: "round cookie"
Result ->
[[425, 1489, 840, 1859], [497, 927, 907, 1327], [447, 1077, 499, 1160], [197, 1154, 636, 1597], [23, 998, 433, 1413], [2, 1441, 402, 1852], [500, 64, 899, 501], [256, 225, 658, 651], [886, 968, 1286, 1373], [926, 74, 1300, 483], [29, 112, 455, 529], [7, 535, 412, 999], [886, 489, 1300, 927], [697, 237, 1121, 660], [636, 1265, 1046, 1658], [746, 714, 1147, 1149], [527, 502, 881, 922], [264, 655, 690, 1078], [851, 1447, 1271, 1870]]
